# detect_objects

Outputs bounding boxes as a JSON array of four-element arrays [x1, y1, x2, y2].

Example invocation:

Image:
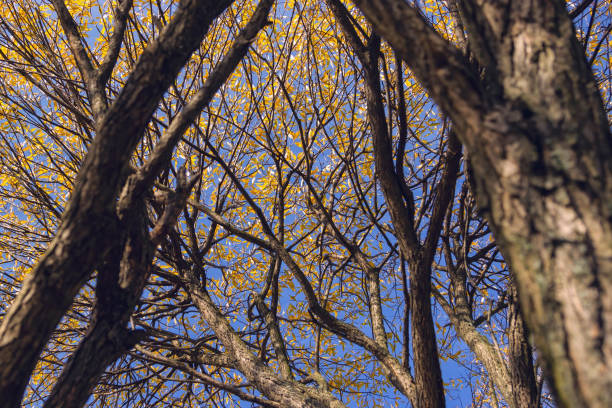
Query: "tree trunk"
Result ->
[[43, 201, 152, 408], [508, 281, 538, 408], [350, 1, 612, 406], [408, 259, 446, 408], [360, 34, 455, 408]]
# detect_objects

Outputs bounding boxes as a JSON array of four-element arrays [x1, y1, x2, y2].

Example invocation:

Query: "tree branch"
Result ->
[[0, 2, 234, 404]]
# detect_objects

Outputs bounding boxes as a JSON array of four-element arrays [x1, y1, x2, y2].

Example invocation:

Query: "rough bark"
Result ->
[[40, 218, 148, 408], [406, 259, 446, 408], [184, 269, 346, 408], [508, 281, 539, 408], [134, 345, 281, 408], [351, 1, 612, 406], [41, 321, 145, 408], [0, 1, 233, 405], [434, 286, 514, 406], [43, 195, 157, 408]]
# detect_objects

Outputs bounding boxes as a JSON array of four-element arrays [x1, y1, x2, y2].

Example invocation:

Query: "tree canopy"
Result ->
[[0, 0, 610, 407]]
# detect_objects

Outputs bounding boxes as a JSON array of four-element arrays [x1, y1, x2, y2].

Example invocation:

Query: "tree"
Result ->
[[349, 0, 612, 407], [0, 0, 608, 407]]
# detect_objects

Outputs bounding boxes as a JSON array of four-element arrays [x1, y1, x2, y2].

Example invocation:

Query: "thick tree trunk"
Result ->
[[42, 322, 143, 408], [43, 201, 152, 408], [351, 1, 612, 406]]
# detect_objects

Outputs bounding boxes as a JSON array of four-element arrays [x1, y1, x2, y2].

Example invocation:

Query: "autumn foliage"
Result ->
[[0, 1, 610, 407]]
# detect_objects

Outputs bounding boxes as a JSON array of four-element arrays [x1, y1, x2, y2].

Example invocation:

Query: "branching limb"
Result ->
[[0, 2, 234, 403]]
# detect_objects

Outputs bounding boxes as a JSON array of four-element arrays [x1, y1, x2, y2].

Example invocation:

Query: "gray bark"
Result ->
[[350, 1, 612, 406], [184, 269, 346, 408]]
